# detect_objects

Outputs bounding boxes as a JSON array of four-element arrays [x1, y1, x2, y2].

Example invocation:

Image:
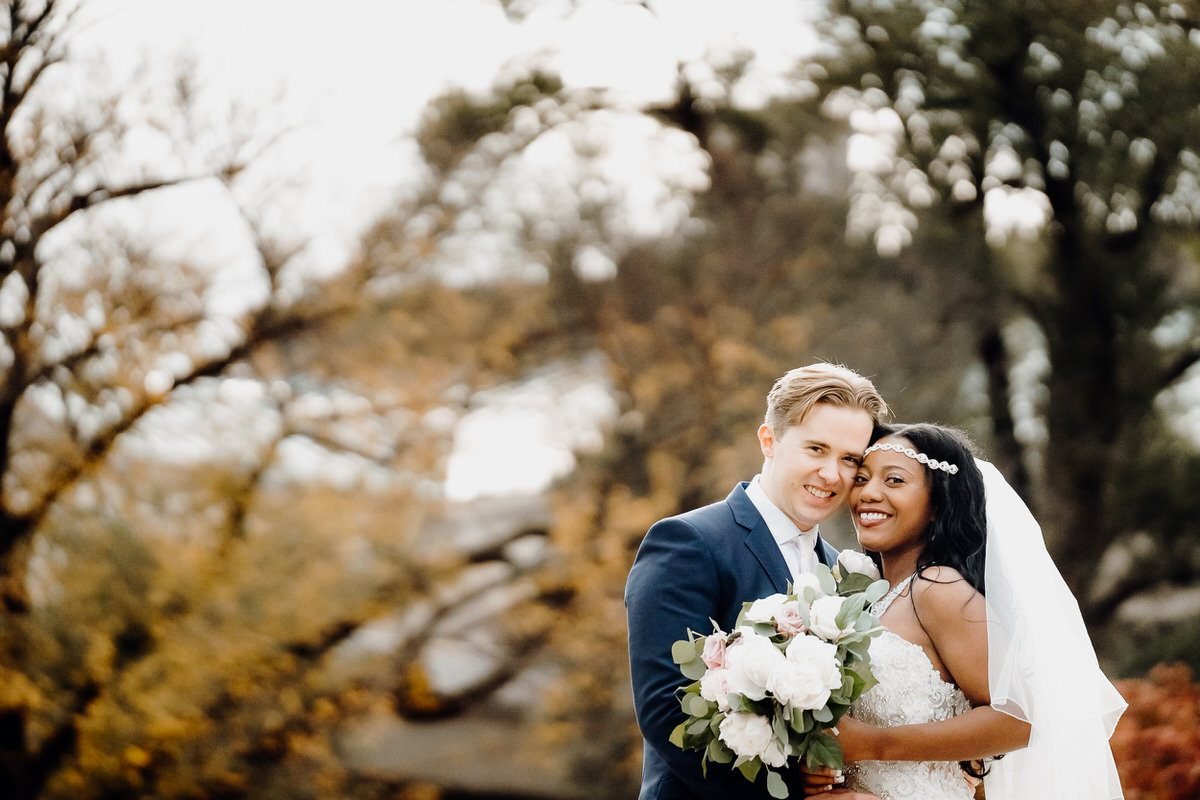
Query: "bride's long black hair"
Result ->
[[863, 422, 995, 777], [863, 422, 988, 594]]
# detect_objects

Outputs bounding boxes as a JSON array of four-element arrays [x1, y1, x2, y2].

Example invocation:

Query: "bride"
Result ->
[[807, 423, 1126, 800]]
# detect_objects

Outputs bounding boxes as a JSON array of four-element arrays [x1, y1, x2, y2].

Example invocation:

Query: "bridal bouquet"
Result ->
[[669, 551, 889, 799]]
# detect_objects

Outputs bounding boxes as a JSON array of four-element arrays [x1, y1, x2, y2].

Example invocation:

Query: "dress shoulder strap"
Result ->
[[869, 573, 915, 617]]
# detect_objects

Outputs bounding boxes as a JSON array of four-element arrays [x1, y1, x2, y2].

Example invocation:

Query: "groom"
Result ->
[[625, 362, 889, 799]]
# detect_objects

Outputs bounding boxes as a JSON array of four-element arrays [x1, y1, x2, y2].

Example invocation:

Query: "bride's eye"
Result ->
[[852, 473, 868, 485], [885, 475, 906, 486]]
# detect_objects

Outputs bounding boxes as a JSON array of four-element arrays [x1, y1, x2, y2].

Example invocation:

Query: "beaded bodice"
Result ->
[[845, 578, 975, 800]]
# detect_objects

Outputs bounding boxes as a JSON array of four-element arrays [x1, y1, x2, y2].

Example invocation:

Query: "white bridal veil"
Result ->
[[977, 458, 1127, 800]]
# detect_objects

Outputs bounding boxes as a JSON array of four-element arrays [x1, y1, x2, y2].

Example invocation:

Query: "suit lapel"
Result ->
[[815, 535, 840, 568], [727, 483, 792, 594], [745, 522, 791, 594]]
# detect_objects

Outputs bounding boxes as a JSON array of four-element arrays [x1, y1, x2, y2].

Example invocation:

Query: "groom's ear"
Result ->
[[757, 423, 775, 458]]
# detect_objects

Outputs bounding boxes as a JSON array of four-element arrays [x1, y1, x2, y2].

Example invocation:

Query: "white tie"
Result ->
[[793, 531, 819, 577]]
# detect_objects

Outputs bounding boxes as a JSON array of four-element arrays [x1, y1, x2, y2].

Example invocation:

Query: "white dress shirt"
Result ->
[[745, 475, 820, 582]]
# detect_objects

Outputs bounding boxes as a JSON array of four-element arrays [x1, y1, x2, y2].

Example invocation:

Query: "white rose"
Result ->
[[791, 572, 823, 598], [787, 633, 844, 710], [746, 593, 788, 623], [767, 660, 834, 712], [837, 550, 880, 580], [718, 711, 776, 760], [785, 633, 839, 668], [724, 629, 787, 701], [699, 668, 732, 712], [808, 595, 854, 641], [761, 736, 789, 768]]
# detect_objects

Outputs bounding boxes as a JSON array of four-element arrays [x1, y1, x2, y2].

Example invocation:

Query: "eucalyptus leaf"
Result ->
[[669, 722, 686, 749], [815, 564, 836, 594], [680, 658, 708, 681], [708, 738, 734, 764], [686, 694, 712, 718], [805, 731, 844, 770], [772, 709, 789, 743], [766, 769, 790, 799], [837, 572, 872, 595], [790, 707, 814, 733], [844, 637, 873, 660], [753, 621, 779, 638], [836, 593, 868, 628], [672, 640, 696, 665], [736, 757, 762, 784], [865, 579, 890, 603], [729, 694, 754, 713], [736, 603, 752, 628]]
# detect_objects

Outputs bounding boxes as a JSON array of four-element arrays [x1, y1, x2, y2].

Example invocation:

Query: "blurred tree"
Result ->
[[0, 2, 562, 798], [812, 0, 1200, 617]]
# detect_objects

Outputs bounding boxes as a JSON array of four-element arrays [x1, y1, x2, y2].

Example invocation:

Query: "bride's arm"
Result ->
[[839, 567, 1031, 762], [836, 706, 1029, 761]]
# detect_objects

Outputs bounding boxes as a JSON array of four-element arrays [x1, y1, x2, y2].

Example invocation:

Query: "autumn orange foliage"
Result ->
[[1112, 663, 1200, 800]]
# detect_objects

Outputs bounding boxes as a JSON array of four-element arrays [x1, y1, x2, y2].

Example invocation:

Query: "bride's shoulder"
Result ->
[[911, 566, 983, 617]]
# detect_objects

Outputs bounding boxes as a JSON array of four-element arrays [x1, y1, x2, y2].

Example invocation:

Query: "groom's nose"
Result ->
[[816, 458, 839, 483]]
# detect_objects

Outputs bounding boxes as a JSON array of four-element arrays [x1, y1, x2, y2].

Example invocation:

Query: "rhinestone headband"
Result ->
[[862, 442, 959, 475]]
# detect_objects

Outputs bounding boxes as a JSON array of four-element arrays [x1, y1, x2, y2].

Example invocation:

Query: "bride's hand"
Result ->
[[799, 765, 843, 797]]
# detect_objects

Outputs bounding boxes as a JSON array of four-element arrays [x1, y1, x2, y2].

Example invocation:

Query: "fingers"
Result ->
[[801, 768, 845, 797]]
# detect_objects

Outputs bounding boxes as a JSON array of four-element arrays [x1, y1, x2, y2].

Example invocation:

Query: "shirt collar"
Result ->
[[746, 475, 818, 547]]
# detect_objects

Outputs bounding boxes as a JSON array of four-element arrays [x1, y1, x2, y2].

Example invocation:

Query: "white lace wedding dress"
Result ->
[[845, 577, 976, 800]]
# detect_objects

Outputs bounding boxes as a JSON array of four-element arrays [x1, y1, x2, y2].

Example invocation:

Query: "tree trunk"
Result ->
[[979, 325, 1030, 500], [1038, 270, 1124, 619]]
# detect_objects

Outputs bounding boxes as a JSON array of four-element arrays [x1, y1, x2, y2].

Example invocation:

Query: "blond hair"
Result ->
[[764, 363, 889, 433]]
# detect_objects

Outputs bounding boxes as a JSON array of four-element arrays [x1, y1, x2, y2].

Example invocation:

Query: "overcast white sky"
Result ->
[[78, 0, 822, 249], [65, 0, 830, 499]]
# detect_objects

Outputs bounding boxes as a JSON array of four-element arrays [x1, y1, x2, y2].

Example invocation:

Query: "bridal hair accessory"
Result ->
[[861, 442, 959, 474], [976, 458, 1126, 800]]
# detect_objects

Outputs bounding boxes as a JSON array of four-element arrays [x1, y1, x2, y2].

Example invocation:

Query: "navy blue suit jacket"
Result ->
[[625, 482, 840, 800]]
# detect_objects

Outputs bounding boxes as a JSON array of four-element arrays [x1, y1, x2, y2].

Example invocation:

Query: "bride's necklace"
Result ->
[[870, 573, 916, 617]]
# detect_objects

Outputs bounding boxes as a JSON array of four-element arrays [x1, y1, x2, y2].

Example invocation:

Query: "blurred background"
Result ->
[[0, 0, 1198, 797]]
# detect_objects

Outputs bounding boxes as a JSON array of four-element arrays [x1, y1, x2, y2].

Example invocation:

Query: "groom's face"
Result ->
[[757, 402, 874, 532]]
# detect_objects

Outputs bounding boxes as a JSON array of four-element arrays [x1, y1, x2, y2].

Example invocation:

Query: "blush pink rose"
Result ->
[[701, 634, 728, 669], [775, 600, 806, 637]]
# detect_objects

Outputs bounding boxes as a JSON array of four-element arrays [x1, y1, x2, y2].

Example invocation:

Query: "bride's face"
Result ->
[[849, 436, 935, 557]]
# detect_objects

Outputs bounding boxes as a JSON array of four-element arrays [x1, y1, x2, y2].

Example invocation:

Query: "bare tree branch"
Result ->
[[1160, 347, 1200, 391], [8, 2, 72, 102], [24, 310, 209, 389], [33, 174, 214, 241], [294, 429, 398, 467]]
